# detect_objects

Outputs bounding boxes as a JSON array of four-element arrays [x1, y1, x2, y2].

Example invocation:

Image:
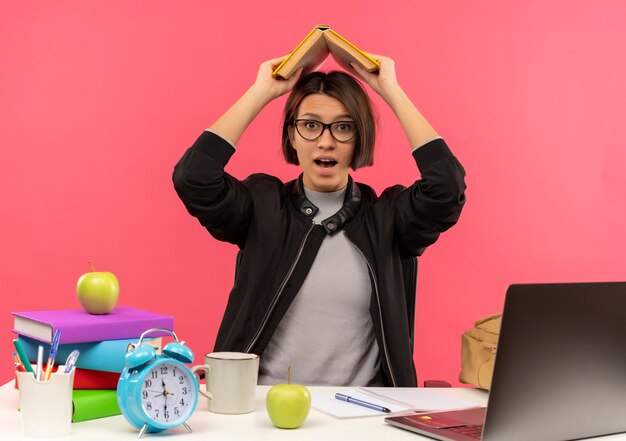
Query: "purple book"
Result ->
[[12, 307, 174, 344]]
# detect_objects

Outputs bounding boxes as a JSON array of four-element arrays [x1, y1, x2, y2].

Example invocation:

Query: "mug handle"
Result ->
[[192, 365, 213, 401]]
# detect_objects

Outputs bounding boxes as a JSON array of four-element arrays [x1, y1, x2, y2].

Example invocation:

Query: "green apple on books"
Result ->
[[76, 261, 120, 315]]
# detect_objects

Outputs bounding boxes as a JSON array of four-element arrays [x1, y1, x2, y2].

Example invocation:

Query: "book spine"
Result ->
[[72, 368, 120, 390], [71, 390, 121, 422], [59, 317, 174, 344], [14, 367, 120, 390], [12, 314, 174, 344], [18, 336, 161, 373]]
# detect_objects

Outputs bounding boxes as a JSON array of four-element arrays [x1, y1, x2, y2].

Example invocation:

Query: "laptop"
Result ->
[[385, 282, 626, 441]]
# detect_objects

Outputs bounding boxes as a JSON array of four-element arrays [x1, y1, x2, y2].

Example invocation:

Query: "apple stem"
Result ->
[[88, 261, 96, 272], [288, 365, 291, 385]]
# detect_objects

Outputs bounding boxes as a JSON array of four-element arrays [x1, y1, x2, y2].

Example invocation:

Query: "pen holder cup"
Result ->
[[17, 365, 75, 438]]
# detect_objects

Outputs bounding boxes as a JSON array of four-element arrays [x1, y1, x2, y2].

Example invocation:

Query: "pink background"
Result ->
[[2, 1, 625, 385]]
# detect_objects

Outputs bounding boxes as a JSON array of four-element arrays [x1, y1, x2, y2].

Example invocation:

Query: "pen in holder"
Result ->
[[17, 365, 75, 438]]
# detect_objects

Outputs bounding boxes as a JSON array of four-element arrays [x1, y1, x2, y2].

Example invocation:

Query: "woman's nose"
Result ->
[[317, 126, 336, 148]]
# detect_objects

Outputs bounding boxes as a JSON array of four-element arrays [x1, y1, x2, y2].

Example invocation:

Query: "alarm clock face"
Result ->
[[140, 361, 196, 425]]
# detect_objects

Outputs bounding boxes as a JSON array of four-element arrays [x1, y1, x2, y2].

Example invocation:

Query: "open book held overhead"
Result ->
[[273, 25, 380, 79]]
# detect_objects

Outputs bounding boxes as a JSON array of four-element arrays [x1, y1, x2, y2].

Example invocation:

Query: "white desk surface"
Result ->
[[1, 381, 625, 440]]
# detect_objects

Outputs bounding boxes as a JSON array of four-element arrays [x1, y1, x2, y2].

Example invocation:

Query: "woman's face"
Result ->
[[289, 93, 356, 193]]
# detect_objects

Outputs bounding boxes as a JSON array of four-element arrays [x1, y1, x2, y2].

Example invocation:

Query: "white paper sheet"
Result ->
[[357, 387, 480, 411], [311, 388, 481, 419]]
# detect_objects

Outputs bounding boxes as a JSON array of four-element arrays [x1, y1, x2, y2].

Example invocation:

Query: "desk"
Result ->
[[1, 382, 625, 440]]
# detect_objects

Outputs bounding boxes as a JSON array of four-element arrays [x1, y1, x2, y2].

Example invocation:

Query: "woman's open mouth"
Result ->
[[314, 158, 337, 169]]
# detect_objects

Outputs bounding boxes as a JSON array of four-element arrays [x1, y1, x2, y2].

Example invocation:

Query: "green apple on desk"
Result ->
[[266, 366, 311, 429], [76, 261, 119, 314]]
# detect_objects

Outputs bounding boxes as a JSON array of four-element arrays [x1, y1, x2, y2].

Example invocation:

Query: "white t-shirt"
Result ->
[[257, 186, 382, 386]]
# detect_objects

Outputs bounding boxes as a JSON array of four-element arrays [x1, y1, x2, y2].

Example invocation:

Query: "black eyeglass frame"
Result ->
[[293, 119, 358, 142]]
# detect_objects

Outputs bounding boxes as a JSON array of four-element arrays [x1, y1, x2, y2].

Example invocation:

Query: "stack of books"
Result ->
[[12, 306, 174, 422]]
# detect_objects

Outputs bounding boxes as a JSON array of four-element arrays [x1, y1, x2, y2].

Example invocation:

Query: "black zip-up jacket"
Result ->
[[173, 131, 466, 387]]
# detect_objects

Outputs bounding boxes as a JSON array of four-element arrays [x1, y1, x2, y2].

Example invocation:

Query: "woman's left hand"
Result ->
[[351, 54, 400, 101], [352, 53, 439, 149]]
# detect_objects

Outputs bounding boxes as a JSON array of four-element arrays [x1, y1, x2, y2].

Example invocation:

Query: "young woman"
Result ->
[[173, 55, 466, 387]]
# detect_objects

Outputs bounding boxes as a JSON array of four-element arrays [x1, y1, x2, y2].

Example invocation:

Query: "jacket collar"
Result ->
[[291, 174, 361, 235]]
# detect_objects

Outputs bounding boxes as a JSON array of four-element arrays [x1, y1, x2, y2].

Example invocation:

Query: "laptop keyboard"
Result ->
[[448, 424, 483, 439]]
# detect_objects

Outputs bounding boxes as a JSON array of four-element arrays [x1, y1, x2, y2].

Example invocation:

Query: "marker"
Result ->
[[12, 339, 35, 376], [36, 345, 44, 381], [43, 329, 61, 382], [64, 350, 80, 374], [335, 393, 391, 413]]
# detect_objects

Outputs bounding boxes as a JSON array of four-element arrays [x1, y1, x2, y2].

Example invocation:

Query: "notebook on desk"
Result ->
[[386, 282, 626, 441]]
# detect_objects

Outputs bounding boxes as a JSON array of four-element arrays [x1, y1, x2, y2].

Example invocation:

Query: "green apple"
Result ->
[[76, 261, 119, 314], [266, 366, 311, 429]]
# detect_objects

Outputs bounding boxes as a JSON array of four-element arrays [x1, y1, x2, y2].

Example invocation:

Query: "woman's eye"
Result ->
[[336, 122, 354, 132], [304, 121, 320, 130]]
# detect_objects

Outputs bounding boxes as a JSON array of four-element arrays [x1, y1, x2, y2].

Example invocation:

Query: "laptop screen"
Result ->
[[385, 282, 626, 441], [482, 282, 626, 441]]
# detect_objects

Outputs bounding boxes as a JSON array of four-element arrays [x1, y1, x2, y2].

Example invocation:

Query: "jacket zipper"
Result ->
[[244, 221, 315, 353], [344, 231, 398, 387]]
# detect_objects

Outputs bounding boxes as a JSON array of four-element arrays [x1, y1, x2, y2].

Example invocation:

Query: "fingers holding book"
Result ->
[[351, 54, 400, 100], [252, 56, 304, 103]]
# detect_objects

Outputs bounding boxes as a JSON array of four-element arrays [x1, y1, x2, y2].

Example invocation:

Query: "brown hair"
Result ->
[[281, 71, 376, 169]]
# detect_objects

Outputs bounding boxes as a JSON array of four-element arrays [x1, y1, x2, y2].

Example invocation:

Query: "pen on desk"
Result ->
[[44, 329, 61, 381], [335, 393, 391, 413], [36, 345, 44, 381], [12, 339, 35, 376], [64, 349, 80, 374]]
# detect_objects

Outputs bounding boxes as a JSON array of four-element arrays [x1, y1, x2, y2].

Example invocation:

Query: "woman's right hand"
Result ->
[[250, 56, 303, 103], [207, 57, 303, 145]]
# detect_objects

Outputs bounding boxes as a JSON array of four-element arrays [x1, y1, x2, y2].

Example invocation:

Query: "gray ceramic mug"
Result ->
[[192, 352, 259, 414]]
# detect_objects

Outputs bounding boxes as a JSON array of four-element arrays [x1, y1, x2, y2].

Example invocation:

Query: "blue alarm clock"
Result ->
[[117, 328, 199, 438]]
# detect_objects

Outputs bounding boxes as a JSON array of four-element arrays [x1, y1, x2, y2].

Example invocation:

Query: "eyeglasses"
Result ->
[[293, 119, 357, 142]]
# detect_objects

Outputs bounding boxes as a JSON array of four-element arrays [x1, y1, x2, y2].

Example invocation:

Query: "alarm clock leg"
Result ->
[[183, 422, 192, 433], [138, 423, 148, 439]]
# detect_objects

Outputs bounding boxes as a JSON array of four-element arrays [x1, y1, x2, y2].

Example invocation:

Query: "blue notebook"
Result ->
[[17, 335, 162, 373]]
